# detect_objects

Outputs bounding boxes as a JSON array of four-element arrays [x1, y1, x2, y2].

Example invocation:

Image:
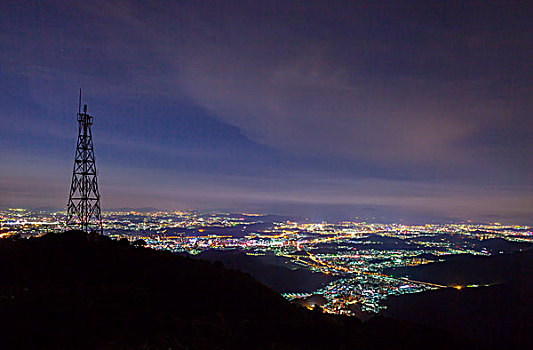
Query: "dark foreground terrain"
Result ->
[[190, 249, 335, 293], [1, 231, 479, 349], [384, 248, 533, 349]]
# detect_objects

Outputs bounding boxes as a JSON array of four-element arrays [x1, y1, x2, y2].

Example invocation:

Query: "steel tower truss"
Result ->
[[66, 92, 103, 233]]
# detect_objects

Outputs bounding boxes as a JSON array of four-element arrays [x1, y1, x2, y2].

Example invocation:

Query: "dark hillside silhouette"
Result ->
[[191, 249, 336, 292], [383, 248, 533, 348], [0, 231, 479, 349]]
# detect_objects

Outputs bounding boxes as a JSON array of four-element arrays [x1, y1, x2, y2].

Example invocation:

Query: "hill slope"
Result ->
[[191, 249, 335, 292], [0, 231, 476, 349], [383, 249, 533, 349]]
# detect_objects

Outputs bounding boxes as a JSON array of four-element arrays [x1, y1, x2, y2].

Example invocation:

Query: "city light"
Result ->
[[1, 208, 531, 315]]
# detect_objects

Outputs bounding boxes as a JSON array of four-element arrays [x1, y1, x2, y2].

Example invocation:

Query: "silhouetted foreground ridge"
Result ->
[[0, 231, 475, 349]]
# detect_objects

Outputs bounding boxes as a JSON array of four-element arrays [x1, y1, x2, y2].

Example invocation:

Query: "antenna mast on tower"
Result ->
[[66, 89, 103, 233]]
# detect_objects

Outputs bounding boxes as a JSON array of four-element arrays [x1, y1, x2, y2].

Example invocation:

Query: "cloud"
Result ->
[[45, 0, 529, 175], [3, 1, 529, 169], [3, 152, 531, 224], [1, 0, 531, 222]]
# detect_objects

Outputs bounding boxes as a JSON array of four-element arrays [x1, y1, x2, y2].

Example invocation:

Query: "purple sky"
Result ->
[[1, 1, 532, 223]]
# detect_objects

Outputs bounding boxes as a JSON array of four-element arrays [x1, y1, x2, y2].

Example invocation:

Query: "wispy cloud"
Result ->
[[0, 0, 531, 222]]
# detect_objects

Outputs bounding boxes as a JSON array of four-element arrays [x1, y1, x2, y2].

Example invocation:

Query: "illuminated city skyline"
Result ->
[[2, 208, 531, 314]]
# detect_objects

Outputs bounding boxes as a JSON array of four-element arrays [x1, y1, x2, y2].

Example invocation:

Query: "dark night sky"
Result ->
[[1, 1, 532, 223]]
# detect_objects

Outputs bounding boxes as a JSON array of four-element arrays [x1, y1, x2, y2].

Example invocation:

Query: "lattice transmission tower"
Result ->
[[66, 90, 103, 233]]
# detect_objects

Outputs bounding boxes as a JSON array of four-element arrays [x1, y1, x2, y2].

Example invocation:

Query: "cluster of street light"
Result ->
[[1, 208, 531, 315]]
